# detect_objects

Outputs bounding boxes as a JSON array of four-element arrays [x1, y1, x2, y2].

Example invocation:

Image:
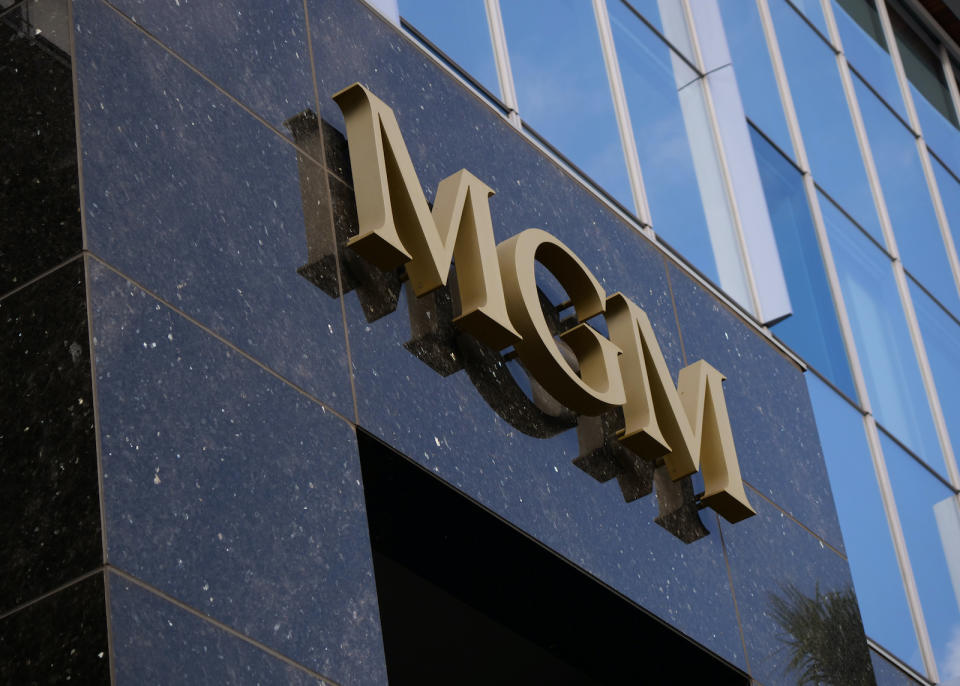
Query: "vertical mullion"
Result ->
[[820, 1, 957, 677], [875, 0, 922, 133], [592, 0, 653, 227], [679, 0, 764, 319], [755, 0, 872, 412], [942, 44, 960, 124], [863, 415, 941, 683], [756, 0, 811, 173], [826, 0, 960, 495], [820, 0, 899, 260], [876, 0, 960, 329], [483, 0, 520, 127]]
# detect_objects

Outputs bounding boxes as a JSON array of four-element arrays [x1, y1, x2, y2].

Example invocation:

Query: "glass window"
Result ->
[[852, 72, 960, 315], [806, 375, 921, 674], [751, 127, 856, 396], [931, 156, 960, 269], [888, 3, 960, 176], [770, 0, 883, 242], [832, 0, 907, 119], [880, 432, 960, 682], [823, 193, 943, 472], [717, 0, 793, 156], [399, 0, 501, 97], [607, 0, 749, 302], [910, 279, 960, 477], [790, 0, 830, 36], [501, 0, 632, 209], [619, 0, 695, 62]]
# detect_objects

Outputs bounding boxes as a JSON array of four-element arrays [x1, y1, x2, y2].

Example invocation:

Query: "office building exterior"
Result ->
[[3, 0, 960, 683]]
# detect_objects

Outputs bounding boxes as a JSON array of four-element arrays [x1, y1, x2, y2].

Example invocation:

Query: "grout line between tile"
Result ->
[[323, 174, 359, 426], [85, 252, 356, 430], [81, 254, 109, 566], [301, 0, 360, 425], [107, 566, 341, 686], [716, 514, 752, 678], [742, 481, 846, 559], [81, 252, 116, 685], [302, 0, 322, 126], [102, 568, 117, 686], [0, 567, 104, 622], [663, 255, 688, 368], [97, 0, 326, 170], [70, 0, 89, 254], [0, 253, 84, 304]]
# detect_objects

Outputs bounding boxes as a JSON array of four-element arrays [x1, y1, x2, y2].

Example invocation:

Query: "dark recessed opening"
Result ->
[[356, 429, 749, 686]]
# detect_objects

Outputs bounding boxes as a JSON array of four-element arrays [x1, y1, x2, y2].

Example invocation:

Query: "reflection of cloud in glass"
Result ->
[[944, 624, 960, 684]]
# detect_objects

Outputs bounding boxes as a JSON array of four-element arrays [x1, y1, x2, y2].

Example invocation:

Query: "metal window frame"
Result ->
[[682, 0, 781, 322], [857, 0, 960, 492], [592, 0, 654, 227], [758, 0, 943, 677], [395, 0, 958, 676], [483, 0, 520, 128]]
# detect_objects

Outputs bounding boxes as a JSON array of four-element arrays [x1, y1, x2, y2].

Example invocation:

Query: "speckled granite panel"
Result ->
[[0, 573, 109, 685], [89, 261, 386, 685], [109, 573, 329, 686], [0, 260, 100, 613], [74, 0, 352, 416]]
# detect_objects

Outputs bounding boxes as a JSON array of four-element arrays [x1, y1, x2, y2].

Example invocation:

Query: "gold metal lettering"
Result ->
[[606, 293, 755, 523], [332, 83, 520, 349], [498, 229, 626, 416], [331, 83, 755, 526]]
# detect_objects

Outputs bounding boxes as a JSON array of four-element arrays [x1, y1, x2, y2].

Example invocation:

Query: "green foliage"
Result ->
[[769, 583, 875, 685]]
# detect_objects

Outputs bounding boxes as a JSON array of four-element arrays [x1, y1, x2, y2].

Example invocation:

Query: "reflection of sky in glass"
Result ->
[[790, 0, 829, 35], [620, 0, 694, 60], [932, 156, 960, 267], [751, 127, 855, 396], [889, 6, 960, 176], [607, 0, 719, 285], [832, 0, 906, 119], [823, 194, 944, 473], [500, 0, 632, 209], [910, 279, 960, 473], [398, 0, 500, 97], [770, 0, 882, 242], [853, 73, 960, 315], [718, 0, 793, 157], [880, 433, 960, 682], [806, 374, 922, 673], [914, 85, 960, 178]]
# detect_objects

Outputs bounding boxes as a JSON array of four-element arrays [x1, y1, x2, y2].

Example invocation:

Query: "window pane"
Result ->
[[751, 127, 856, 396], [888, 4, 960, 176], [910, 279, 960, 478], [806, 375, 921, 674], [399, 0, 500, 97], [880, 432, 960, 681], [832, 0, 907, 119], [718, 0, 793, 156], [770, 0, 882, 242], [790, 0, 829, 36], [608, 0, 748, 299], [619, 0, 695, 62], [823, 193, 943, 471], [853, 72, 960, 314], [501, 0, 632, 209], [931, 156, 960, 269]]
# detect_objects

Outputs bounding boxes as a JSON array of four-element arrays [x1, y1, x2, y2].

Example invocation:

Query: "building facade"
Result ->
[[2, 0, 960, 683]]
